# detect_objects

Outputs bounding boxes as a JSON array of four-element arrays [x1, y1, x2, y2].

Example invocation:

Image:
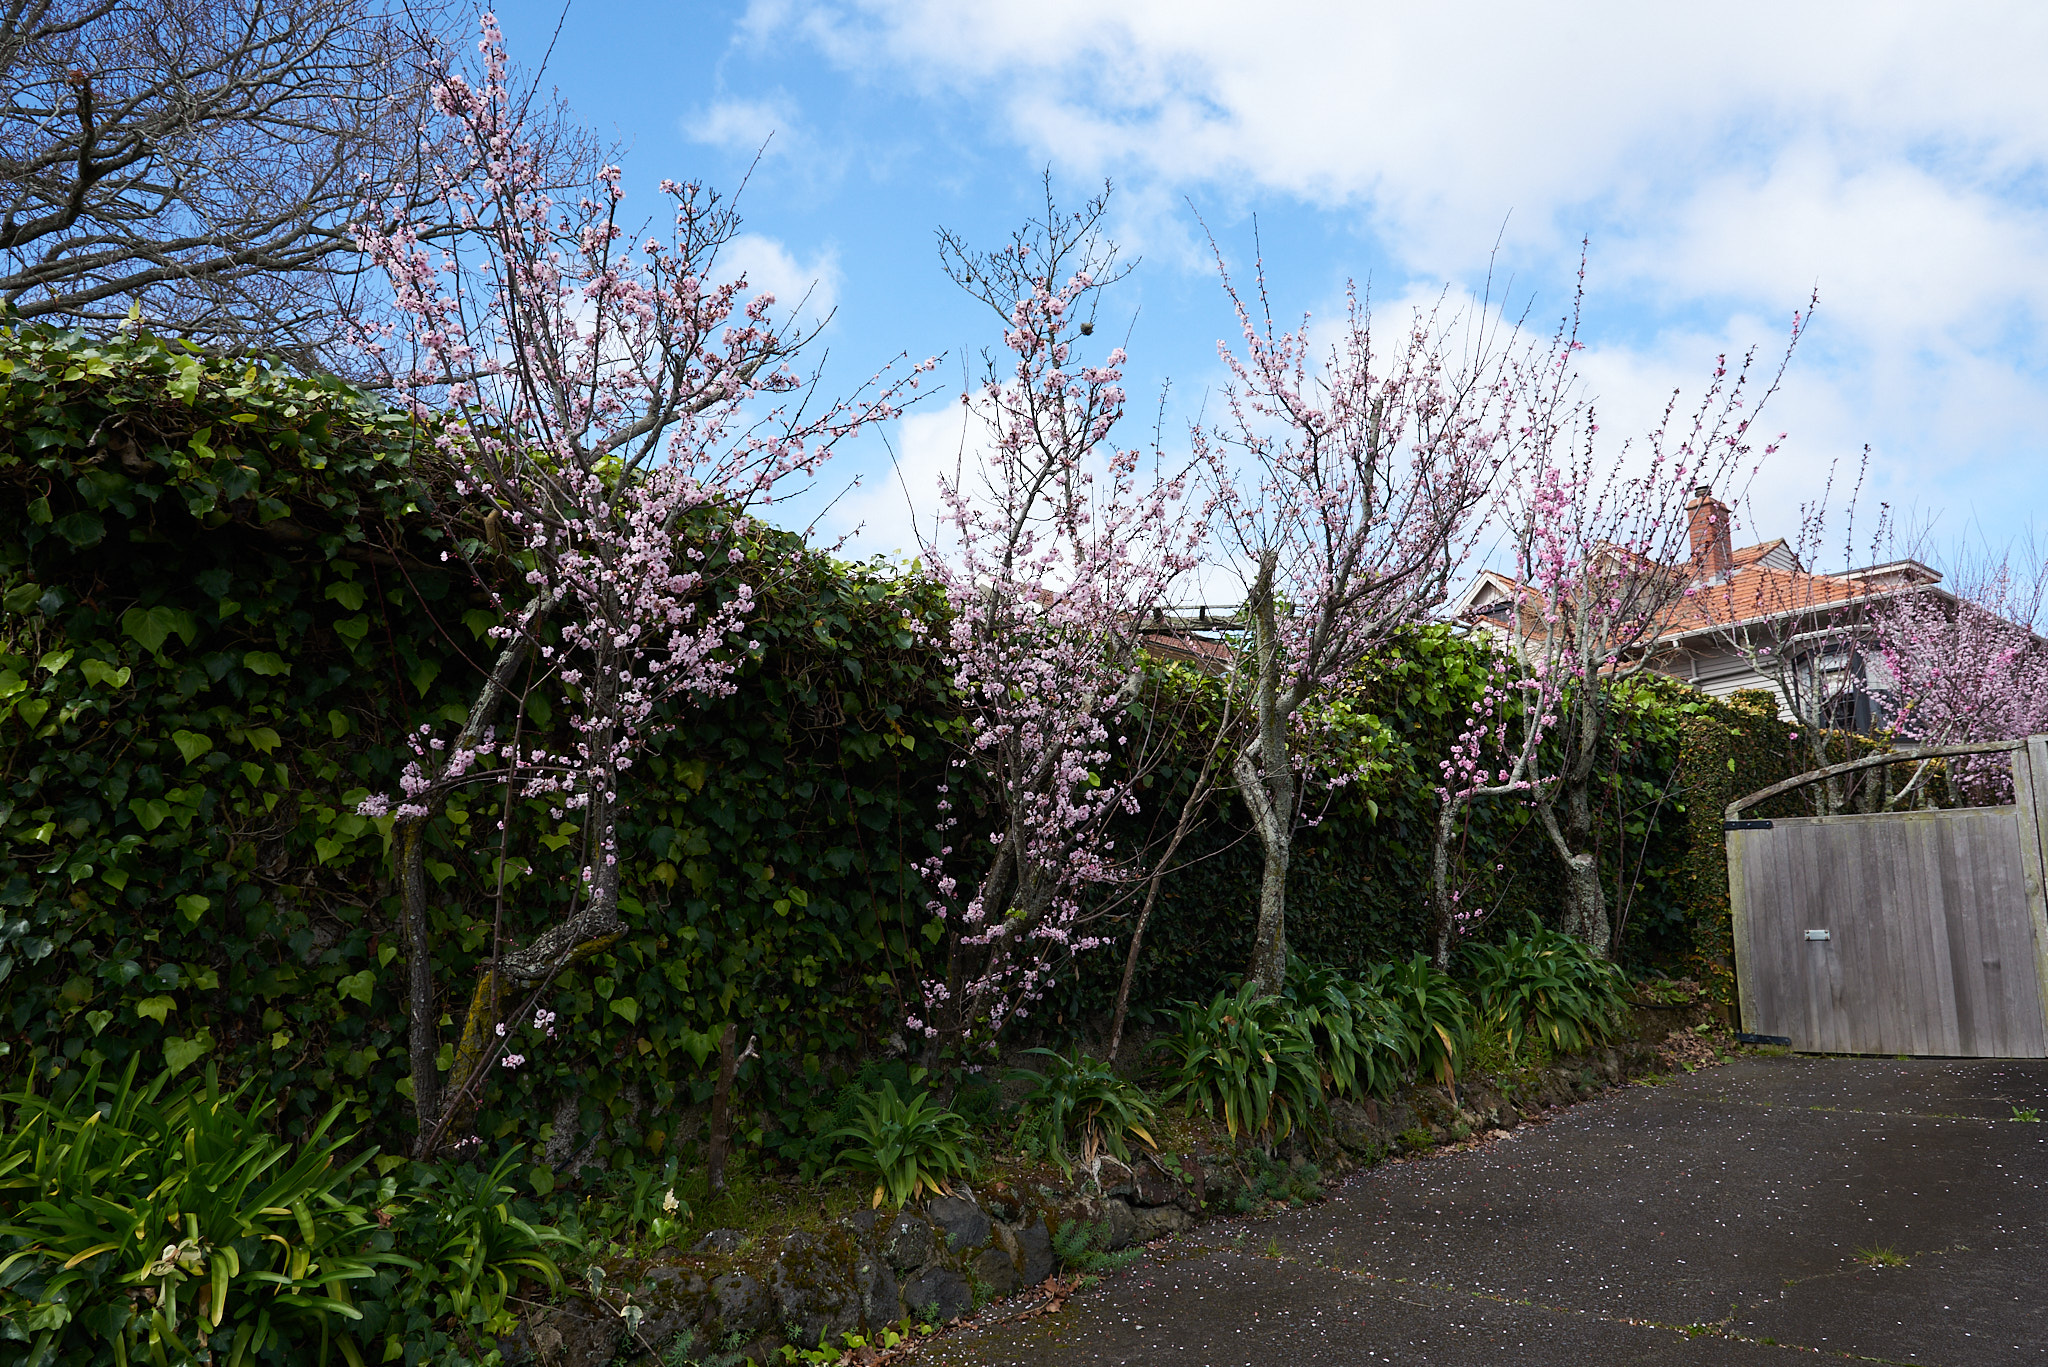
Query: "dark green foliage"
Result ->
[[1280, 957, 1411, 1100], [1361, 956, 1472, 1089], [1008, 1048, 1157, 1176], [1669, 689, 1803, 1006], [0, 1060, 398, 1366], [0, 328, 955, 1169], [0, 326, 1768, 1198], [1060, 627, 1694, 1028], [1231, 1150, 1324, 1212], [1463, 922, 1632, 1058], [364, 1151, 573, 1361], [822, 1079, 976, 1209], [1050, 1219, 1140, 1276], [1154, 984, 1323, 1145]]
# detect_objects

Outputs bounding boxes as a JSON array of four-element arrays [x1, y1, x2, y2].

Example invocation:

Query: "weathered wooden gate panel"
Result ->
[[1727, 740, 2048, 1059]]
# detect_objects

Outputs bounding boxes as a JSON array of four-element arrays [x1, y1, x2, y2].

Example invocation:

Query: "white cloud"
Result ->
[[753, 0, 2048, 559], [827, 405, 979, 559], [684, 94, 802, 157], [719, 232, 841, 332]]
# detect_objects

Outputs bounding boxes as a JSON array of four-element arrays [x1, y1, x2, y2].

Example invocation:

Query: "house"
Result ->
[[1453, 486, 1945, 730]]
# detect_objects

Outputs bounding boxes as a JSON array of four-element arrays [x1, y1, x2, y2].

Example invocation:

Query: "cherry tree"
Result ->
[[1868, 544, 2048, 805], [1428, 470, 1577, 965], [914, 188, 1202, 1057], [354, 15, 923, 1149], [1199, 259, 1525, 995], [1439, 294, 1806, 957]]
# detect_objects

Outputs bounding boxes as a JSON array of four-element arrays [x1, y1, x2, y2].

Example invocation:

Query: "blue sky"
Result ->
[[491, 0, 2048, 575]]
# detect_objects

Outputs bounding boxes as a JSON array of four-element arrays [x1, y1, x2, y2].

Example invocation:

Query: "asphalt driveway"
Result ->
[[927, 1056, 2048, 1365]]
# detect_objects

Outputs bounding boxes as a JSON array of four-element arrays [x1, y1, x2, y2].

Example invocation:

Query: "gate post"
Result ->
[[2021, 737, 2048, 1041]]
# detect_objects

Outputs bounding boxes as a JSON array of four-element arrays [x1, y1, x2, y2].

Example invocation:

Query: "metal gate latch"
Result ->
[[1804, 929, 1831, 941]]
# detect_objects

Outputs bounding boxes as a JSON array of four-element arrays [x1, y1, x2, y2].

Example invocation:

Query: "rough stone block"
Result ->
[[1011, 1218, 1055, 1285], [770, 1234, 860, 1350], [636, 1267, 710, 1358], [1054, 1195, 1137, 1252], [711, 1272, 772, 1340], [925, 1194, 991, 1253], [1133, 1203, 1193, 1243], [854, 1255, 899, 1328], [882, 1212, 934, 1271], [1131, 1157, 1183, 1208], [1099, 1197, 1137, 1250], [970, 1243, 1019, 1297], [1093, 1155, 1138, 1199], [692, 1228, 746, 1255], [902, 1265, 973, 1325]]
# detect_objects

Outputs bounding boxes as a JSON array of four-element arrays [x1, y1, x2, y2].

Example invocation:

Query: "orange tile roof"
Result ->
[[1653, 563, 1877, 639]]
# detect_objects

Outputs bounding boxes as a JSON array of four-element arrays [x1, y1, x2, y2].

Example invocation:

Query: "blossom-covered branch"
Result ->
[[1199, 248, 1522, 994], [353, 13, 927, 1148], [915, 185, 1202, 1054]]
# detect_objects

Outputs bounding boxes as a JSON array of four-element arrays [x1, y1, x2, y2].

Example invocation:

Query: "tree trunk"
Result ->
[[397, 819, 439, 1140], [394, 589, 557, 1139], [706, 1024, 737, 1193], [1534, 685, 1613, 957], [1559, 850, 1609, 951], [1238, 744, 1293, 995], [1238, 550, 1295, 997], [1429, 794, 1461, 969]]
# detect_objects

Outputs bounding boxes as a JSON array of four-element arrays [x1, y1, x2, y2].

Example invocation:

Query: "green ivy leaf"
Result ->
[[174, 894, 209, 925], [409, 659, 440, 696], [15, 698, 48, 729], [78, 658, 130, 690], [85, 1009, 114, 1035], [325, 580, 367, 611], [609, 996, 640, 1024], [51, 511, 104, 547], [336, 970, 375, 1004], [135, 995, 176, 1024], [127, 798, 172, 831], [163, 1030, 213, 1073], [171, 730, 213, 763], [333, 615, 370, 649], [120, 605, 197, 655], [242, 651, 290, 676]]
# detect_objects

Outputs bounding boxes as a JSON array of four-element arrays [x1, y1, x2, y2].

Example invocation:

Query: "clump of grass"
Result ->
[[1052, 1219, 1140, 1280], [2011, 1106, 2040, 1123], [1855, 1245, 1908, 1268]]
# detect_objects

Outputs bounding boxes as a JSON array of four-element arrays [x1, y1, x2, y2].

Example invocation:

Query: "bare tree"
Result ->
[[0, 0, 585, 372]]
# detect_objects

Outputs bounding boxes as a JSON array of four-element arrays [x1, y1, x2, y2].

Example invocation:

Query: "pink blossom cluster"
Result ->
[[916, 220, 1201, 1050], [1869, 552, 2048, 804], [351, 16, 926, 918]]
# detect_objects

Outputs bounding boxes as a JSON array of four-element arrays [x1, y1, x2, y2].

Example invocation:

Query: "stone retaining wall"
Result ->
[[514, 1021, 1711, 1366]]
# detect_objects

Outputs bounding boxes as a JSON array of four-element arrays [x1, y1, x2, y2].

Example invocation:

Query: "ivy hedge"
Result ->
[[2, 327, 1799, 1175], [0, 329, 957, 1170]]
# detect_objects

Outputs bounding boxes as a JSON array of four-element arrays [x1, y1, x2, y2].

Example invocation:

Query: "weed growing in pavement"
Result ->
[[2012, 1107, 2041, 1122], [1855, 1245, 1908, 1268]]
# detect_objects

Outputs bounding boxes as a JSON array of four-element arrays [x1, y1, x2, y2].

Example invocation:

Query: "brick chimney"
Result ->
[[1686, 485, 1733, 577]]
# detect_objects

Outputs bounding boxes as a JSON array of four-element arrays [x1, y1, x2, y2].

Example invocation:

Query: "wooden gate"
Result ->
[[1724, 736, 2048, 1057]]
